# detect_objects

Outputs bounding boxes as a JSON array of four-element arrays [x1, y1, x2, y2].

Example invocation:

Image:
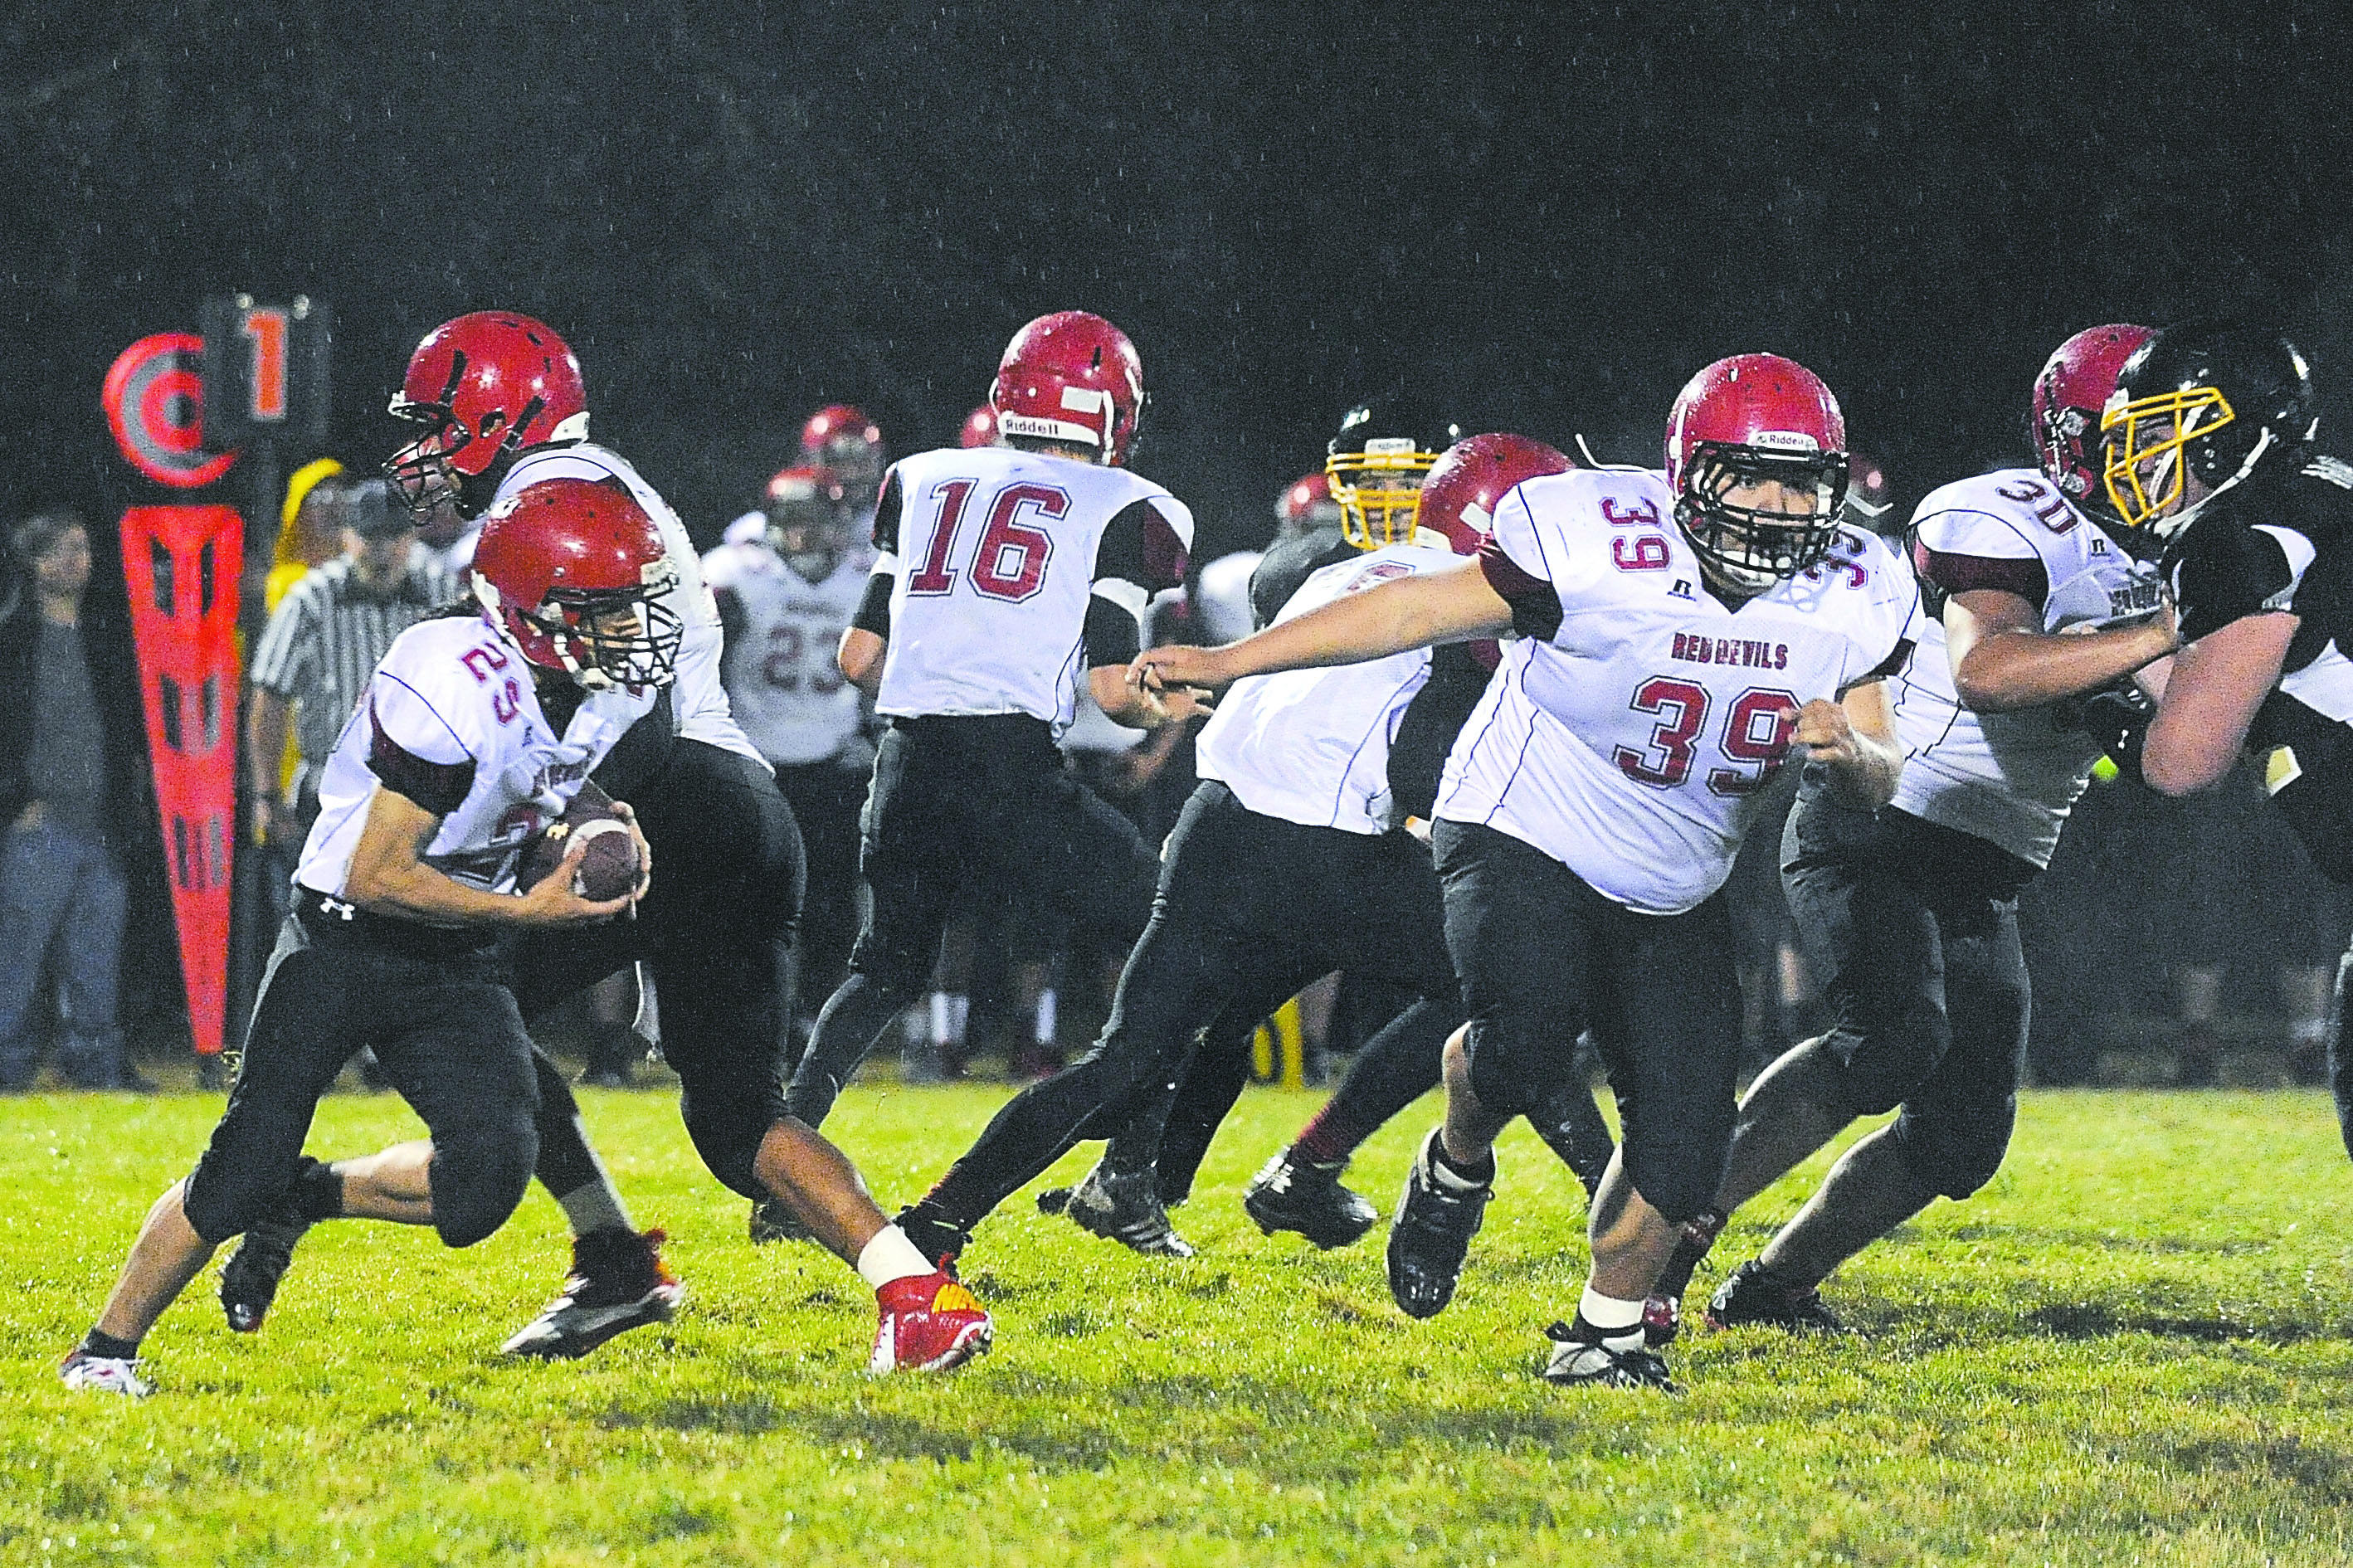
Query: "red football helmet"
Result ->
[[387, 312, 589, 517], [959, 404, 1000, 449], [2031, 324, 2153, 506], [762, 463, 856, 575], [1664, 354, 1849, 592], [799, 404, 886, 490], [1274, 470, 1342, 538], [989, 310, 1145, 465], [1415, 435, 1576, 555], [470, 478, 681, 692]]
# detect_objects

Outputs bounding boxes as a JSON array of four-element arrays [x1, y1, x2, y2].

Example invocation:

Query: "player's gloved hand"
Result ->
[[2074, 684, 2156, 774], [510, 837, 636, 928]]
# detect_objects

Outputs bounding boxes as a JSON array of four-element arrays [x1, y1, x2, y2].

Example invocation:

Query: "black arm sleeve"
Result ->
[[1094, 498, 1191, 597], [850, 572, 894, 638], [1386, 641, 1491, 828], [1082, 593, 1142, 667], [714, 586, 746, 650], [869, 469, 905, 555]]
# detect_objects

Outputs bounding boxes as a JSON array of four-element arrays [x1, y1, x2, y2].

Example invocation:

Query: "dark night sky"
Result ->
[[3, 1, 2350, 562]]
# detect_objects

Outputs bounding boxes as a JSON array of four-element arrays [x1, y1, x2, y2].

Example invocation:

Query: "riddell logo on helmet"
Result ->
[[1747, 431, 1821, 453]]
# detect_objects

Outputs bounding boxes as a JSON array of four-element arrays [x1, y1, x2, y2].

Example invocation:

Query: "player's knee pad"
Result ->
[[182, 1166, 274, 1249], [1890, 1099, 2014, 1200], [1460, 1019, 1545, 1121], [1831, 1045, 1932, 1119], [680, 1091, 772, 1202], [430, 1127, 540, 1249]]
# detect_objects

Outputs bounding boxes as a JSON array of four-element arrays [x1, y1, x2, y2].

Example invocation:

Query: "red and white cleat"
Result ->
[[869, 1271, 993, 1373]]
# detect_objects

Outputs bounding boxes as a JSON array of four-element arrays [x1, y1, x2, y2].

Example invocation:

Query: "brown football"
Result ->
[[515, 783, 641, 903]]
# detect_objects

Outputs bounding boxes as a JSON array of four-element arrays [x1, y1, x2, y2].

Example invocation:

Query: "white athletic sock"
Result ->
[[1578, 1284, 1647, 1351], [856, 1225, 938, 1289], [1032, 987, 1057, 1045]]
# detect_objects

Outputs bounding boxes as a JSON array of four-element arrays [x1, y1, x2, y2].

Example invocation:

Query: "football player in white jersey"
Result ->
[[1139, 355, 1919, 1390], [1649, 327, 2180, 1337], [215, 314, 991, 1374], [781, 310, 1205, 1144], [61, 481, 673, 1395]]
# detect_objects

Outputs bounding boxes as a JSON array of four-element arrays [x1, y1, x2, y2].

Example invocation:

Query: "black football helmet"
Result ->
[[1326, 392, 1463, 550], [2102, 323, 2316, 538]]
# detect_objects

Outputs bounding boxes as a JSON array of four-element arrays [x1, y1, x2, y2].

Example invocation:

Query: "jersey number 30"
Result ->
[[1614, 679, 1797, 796], [908, 480, 1065, 604]]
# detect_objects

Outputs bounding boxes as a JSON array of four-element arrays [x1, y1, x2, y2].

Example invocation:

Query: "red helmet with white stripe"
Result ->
[[387, 311, 588, 518], [799, 404, 886, 492], [1664, 354, 1849, 593], [470, 478, 680, 692], [1415, 434, 1575, 555], [2030, 324, 2152, 506], [989, 311, 1145, 466]]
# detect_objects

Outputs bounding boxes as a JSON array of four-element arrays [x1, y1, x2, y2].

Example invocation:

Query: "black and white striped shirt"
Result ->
[[248, 558, 460, 772]]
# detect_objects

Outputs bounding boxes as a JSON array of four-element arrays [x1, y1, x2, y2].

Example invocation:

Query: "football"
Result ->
[[515, 782, 642, 903]]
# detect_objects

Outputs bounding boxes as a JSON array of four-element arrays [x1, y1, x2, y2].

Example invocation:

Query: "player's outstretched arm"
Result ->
[[1133, 558, 1513, 690], [837, 626, 887, 699], [1797, 680, 1904, 811], [344, 784, 633, 928], [2142, 611, 2299, 796], [1944, 587, 2179, 713]]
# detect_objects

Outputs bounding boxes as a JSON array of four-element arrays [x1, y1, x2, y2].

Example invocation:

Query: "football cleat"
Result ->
[[1385, 1128, 1493, 1320], [1244, 1147, 1379, 1250], [748, 1195, 814, 1245], [870, 1271, 993, 1373], [1705, 1259, 1845, 1332], [61, 1350, 152, 1398], [1059, 1162, 1194, 1258], [501, 1227, 684, 1360], [219, 1177, 319, 1333], [1642, 1294, 1682, 1349], [1034, 1186, 1073, 1215], [1540, 1322, 1682, 1391]]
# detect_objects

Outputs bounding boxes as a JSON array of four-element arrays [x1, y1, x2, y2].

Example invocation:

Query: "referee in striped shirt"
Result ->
[[243, 478, 456, 858]]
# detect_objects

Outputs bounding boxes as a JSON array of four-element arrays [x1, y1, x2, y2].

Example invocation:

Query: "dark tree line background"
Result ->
[[4, 2, 2351, 560]]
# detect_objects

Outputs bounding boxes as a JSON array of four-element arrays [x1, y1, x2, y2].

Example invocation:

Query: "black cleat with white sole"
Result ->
[[1244, 1147, 1378, 1250], [1385, 1129, 1492, 1319], [1540, 1322, 1682, 1390], [501, 1227, 684, 1360]]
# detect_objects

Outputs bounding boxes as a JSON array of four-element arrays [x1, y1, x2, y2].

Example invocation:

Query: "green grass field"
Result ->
[[7, 1082, 2353, 1566]]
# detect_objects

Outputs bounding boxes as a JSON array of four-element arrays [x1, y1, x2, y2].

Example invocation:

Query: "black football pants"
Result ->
[[514, 739, 805, 1200], [920, 782, 1457, 1229], [1781, 793, 2037, 1200], [183, 898, 539, 1249]]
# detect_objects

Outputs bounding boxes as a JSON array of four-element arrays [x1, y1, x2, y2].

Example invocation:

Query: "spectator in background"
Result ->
[[0, 510, 146, 1091], [244, 479, 455, 886]]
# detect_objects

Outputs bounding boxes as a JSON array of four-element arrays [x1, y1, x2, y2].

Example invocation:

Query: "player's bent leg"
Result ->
[[64, 1181, 216, 1395]]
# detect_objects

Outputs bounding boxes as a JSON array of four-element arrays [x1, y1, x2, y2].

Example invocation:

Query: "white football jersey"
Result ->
[[492, 442, 762, 765], [1198, 543, 1458, 835], [699, 517, 773, 593], [1891, 467, 2164, 868], [720, 553, 871, 766], [868, 446, 1193, 735], [295, 615, 658, 913], [1437, 469, 1921, 914]]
